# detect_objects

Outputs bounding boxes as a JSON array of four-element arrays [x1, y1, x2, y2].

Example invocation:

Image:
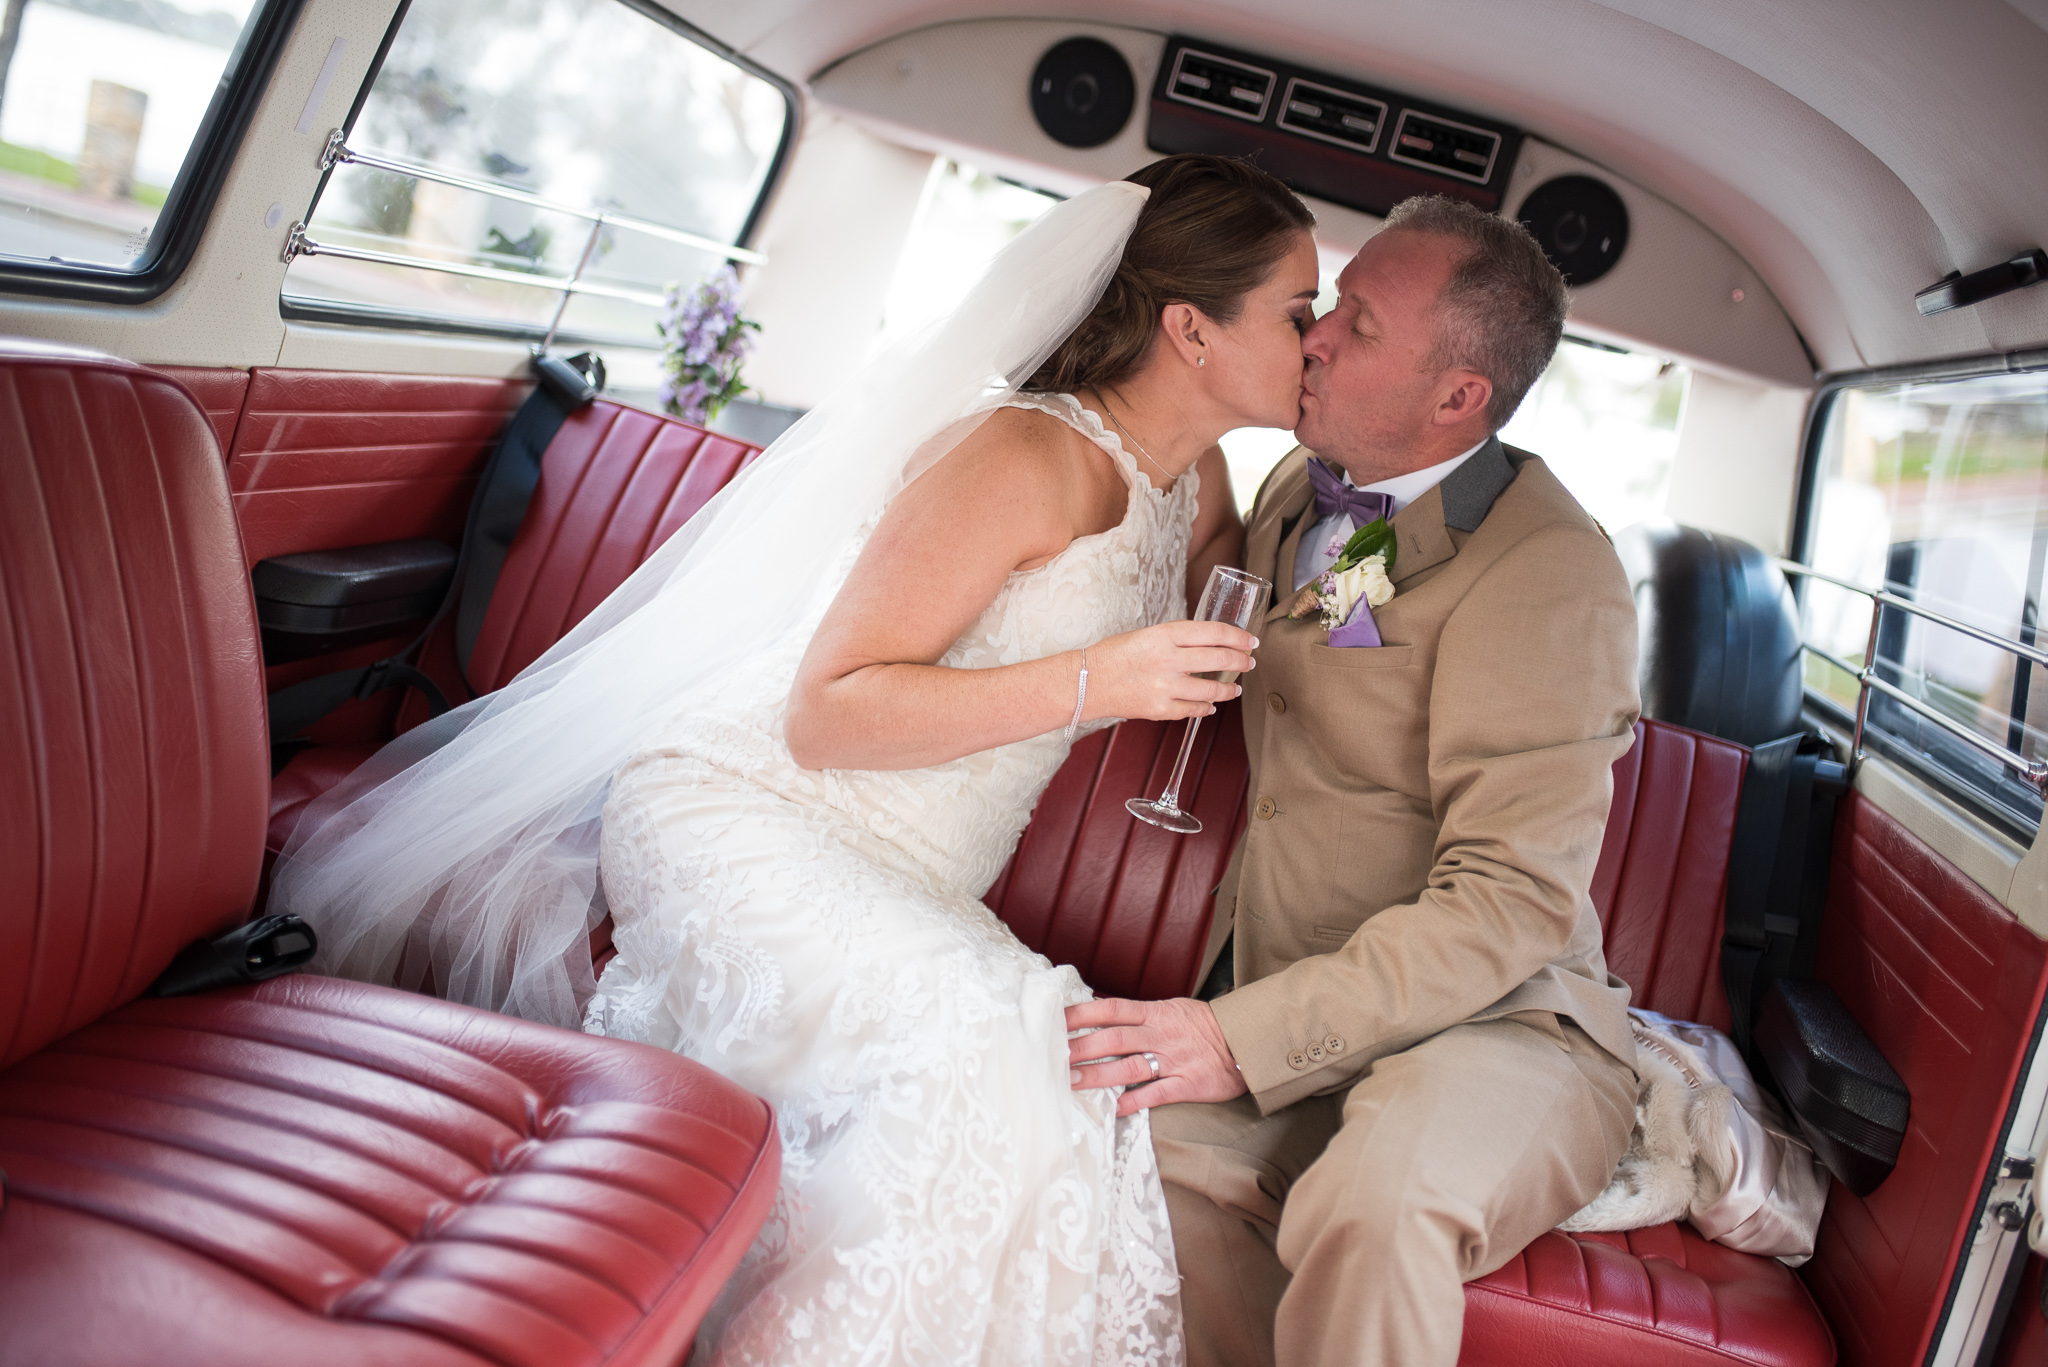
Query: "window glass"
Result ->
[[282, 0, 789, 342], [879, 158, 1058, 340], [1800, 371, 2048, 834], [0, 0, 262, 271]]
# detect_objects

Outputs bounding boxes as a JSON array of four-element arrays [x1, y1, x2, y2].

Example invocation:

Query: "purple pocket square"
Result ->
[[1329, 600, 1383, 648]]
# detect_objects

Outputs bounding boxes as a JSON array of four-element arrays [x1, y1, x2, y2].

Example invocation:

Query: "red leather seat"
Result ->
[[234, 367, 1836, 1361], [990, 711, 1834, 1367], [1464, 1225, 1835, 1366], [266, 399, 762, 858], [0, 339, 779, 1366]]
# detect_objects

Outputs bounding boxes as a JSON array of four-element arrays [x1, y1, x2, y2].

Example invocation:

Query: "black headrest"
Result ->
[[1613, 521, 1805, 747]]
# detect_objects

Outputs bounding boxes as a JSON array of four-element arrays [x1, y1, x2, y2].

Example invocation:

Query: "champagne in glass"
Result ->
[[1127, 565, 1271, 834]]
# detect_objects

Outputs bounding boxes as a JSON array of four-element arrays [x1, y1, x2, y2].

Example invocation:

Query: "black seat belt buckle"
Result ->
[[149, 914, 319, 998], [531, 350, 604, 408]]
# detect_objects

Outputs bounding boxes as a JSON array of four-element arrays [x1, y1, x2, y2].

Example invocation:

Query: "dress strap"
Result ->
[[999, 392, 1146, 495]]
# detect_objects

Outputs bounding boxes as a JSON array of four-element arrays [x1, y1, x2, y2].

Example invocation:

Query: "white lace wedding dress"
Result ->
[[584, 392, 1192, 1366]]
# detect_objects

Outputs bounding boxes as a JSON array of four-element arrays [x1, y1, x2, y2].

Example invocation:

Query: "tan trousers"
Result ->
[[1152, 1014, 1636, 1367]]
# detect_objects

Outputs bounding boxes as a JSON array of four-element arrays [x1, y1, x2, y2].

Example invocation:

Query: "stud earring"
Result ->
[[1196, 355, 1205, 367]]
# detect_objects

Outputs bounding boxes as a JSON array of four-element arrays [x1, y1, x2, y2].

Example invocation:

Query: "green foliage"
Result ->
[[1331, 517, 1397, 575]]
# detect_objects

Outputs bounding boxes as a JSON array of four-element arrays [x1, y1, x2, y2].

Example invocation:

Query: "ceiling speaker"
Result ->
[[1517, 175, 1629, 285], [1031, 38, 1135, 149]]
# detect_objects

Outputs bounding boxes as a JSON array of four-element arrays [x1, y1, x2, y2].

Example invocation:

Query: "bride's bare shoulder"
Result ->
[[942, 402, 1100, 483]]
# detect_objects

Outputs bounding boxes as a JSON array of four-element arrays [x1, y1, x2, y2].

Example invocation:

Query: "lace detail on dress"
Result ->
[[586, 394, 1192, 1365]]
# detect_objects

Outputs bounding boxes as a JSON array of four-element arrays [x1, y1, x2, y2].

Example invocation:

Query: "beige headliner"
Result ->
[[670, 0, 2048, 379]]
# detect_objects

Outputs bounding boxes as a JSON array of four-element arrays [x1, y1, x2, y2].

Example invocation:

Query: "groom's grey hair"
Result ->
[[1381, 195, 1568, 431]]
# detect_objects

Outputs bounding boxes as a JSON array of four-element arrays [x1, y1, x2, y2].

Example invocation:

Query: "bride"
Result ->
[[275, 152, 1318, 1364]]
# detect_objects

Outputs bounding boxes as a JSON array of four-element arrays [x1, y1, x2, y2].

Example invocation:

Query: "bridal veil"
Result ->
[[272, 179, 1152, 1028]]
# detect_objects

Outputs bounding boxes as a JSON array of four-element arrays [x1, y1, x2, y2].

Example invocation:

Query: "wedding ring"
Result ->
[[1143, 1052, 1160, 1080]]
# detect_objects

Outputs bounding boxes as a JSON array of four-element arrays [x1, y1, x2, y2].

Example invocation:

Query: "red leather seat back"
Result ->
[[984, 704, 1251, 1000], [1590, 718, 1747, 1030], [1802, 794, 2048, 1367], [0, 339, 269, 1067], [466, 401, 762, 693]]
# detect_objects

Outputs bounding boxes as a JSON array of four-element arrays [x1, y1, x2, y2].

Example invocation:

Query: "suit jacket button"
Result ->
[[1268, 693, 1286, 715], [1306, 1042, 1326, 1062], [1324, 1034, 1345, 1055], [1287, 1050, 1307, 1070], [1255, 796, 1276, 820]]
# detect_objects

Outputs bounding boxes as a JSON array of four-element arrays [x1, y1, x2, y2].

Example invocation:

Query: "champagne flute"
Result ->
[[1127, 565, 1271, 834]]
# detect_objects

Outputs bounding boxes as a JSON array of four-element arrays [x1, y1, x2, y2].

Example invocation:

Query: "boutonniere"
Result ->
[[1287, 517, 1398, 630]]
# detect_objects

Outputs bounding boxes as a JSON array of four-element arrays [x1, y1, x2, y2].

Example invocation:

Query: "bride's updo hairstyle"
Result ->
[[1024, 154, 1314, 393]]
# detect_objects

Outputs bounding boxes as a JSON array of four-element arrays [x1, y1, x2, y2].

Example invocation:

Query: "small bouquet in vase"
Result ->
[[657, 264, 760, 425]]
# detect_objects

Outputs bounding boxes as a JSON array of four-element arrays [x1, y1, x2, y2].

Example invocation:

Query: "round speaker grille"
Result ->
[[1517, 175, 1630, 285], [1030, 38, 1136, 149]]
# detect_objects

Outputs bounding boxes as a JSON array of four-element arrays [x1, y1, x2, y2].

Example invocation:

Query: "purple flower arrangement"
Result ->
[[656, 264, 760, 425]]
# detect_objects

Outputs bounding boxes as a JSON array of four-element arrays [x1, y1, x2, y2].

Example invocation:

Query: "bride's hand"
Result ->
[[1084, 621, 1256, 723]]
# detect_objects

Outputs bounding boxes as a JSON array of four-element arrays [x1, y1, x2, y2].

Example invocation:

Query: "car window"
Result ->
[[0, 0, 273, 282], [1799, 370, 2048, 836], [281, 0, 791, 344]]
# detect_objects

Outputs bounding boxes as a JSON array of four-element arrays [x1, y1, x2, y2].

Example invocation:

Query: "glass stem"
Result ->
[[1157, 717, 1203, 812]]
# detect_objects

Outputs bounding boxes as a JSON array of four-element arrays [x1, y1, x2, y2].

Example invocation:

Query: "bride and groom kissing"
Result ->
[[276, 153, 1641, 1366]]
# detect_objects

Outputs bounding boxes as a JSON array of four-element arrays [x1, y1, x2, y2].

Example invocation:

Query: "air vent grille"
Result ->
[[1166, 48, 1275, 123], [1277, 78, 1386, 154], [1388, 109, 1501, 184]]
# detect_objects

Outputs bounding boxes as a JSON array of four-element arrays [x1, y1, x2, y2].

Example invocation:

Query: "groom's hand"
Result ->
[[1066, 996, 1248, 1117]]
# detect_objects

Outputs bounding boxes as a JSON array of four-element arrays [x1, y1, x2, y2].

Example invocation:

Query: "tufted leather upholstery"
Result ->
[[0, 340, 781, 1365], [1615, 521, 1806, 747], [1590, 718, 1746, 1031], [983, 707, 1251, 999], [266, 399, 764, 856], [461, 400, 762, 695], [0, 977, 779, 1367], [227, 369, 527, 570], [1, 340, 270, 1068], [1462, 1224, 1835, 1365], [1800, 794, 2048, 1367]]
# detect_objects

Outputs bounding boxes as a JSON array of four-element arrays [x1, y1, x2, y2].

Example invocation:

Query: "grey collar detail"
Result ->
[[1438, 435, 1518, 532]]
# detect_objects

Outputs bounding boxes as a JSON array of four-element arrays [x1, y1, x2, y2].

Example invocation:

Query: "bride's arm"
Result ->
[[1185, 445, 1245, 603], [785, 412, 1253, 773]]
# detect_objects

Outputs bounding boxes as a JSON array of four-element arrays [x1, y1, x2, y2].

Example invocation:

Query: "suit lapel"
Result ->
[[1390, 436, 1519, 584]]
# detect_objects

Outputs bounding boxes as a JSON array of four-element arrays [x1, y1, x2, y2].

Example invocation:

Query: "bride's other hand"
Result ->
[[1086, 620, 1254, 722], [1067, 997, 1248, 1117]]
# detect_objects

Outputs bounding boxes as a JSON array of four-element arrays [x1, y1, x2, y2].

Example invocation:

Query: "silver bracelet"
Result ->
[[1064, 646, 1089, 743]]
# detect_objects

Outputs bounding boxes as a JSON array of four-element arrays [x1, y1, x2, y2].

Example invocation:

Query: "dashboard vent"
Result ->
[[1277, 78, 1387, 154], [1165, 47, 1275, 123], [1388, 109, 1502, 184]]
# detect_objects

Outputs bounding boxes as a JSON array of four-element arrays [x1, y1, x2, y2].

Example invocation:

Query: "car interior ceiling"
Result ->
[[4, 1, 2048, 1366]]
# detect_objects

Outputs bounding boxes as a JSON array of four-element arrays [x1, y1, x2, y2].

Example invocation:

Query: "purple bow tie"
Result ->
[[1306, 457, 1391, 527]]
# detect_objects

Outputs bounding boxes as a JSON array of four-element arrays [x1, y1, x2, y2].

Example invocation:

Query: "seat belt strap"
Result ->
[[1723, 731, 1848, 1053], [1723, 733, 1802, 1053], [452, 352, 601, 681], [265, 352, 601, 743]]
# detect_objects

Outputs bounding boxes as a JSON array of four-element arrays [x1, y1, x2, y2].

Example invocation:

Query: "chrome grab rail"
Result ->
[[282, 129, 764, 348], [1775, 558, 2048, 793]]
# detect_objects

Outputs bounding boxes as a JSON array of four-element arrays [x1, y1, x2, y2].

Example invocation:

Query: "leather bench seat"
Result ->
[[1, 340, 781, 1366], [1464, 1226, 1836, 1366], [0, 977, 780, 1367], [248, 375, 1836, 1363]]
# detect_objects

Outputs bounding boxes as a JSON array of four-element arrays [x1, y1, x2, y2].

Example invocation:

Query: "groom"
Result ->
[[1068, 194, 1641, 1366]]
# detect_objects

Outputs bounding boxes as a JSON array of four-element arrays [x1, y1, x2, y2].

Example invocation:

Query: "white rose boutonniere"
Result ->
[[1287, 515, 1399, 631]]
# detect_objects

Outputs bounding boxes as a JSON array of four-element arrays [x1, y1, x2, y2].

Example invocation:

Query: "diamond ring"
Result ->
[[1143, 1052, 1160, 1080]]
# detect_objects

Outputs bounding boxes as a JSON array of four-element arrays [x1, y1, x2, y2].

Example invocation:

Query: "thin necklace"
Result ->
[[1092, 390, 1176, 486]]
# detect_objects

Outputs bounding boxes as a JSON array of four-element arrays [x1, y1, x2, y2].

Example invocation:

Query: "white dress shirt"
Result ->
[[1292, 440, 1487, 591]]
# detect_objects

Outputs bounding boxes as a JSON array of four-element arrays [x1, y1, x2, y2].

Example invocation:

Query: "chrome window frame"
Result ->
[[278, 0, 797, 344], [1787, 345, 2048, 842]]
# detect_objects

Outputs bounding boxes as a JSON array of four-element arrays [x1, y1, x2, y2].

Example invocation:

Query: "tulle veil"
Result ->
[[271, 179, 1152, 1029]]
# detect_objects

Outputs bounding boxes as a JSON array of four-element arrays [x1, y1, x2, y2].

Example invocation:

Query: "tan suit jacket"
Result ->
[[1207, 437, 1640, 1114]]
